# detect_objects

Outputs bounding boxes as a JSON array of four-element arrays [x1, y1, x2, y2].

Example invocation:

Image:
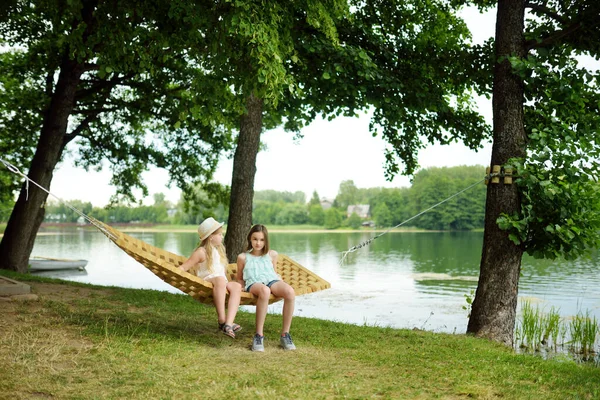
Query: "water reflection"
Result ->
[[30, 228, 600, 334]]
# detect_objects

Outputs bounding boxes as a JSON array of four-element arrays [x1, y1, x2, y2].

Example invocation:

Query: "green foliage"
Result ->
[[335, 180, 359, 210], [0, 0, 236, 204], [308, 204, 325, 225], [496, 33, 600, 260], [409, 166, 486, 230], [274, 203, 309, 225], [309, 190, 321, 206], [373, 202, 392, 228], [324, 207, 343, 229], [44, 200, 93, 223], [87, 204, 168, 224], [280, 0, 491, 177], [252, 200, 282, 225], [347, 212, 362, 229], [254, 190, 306, 204], [176, 183, 230, 225]]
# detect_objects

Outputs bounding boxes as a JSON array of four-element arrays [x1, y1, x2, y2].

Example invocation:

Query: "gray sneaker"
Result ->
[[280, 332, 296, 351], [252, 334, 264, 352]]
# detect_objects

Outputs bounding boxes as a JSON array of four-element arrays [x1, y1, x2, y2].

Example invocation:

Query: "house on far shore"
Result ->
[[320, 198, 334, 210], [347, 204, 370, 219]]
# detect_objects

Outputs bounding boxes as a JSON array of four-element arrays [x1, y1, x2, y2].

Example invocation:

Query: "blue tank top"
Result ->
[[243, 252, 279, 287]]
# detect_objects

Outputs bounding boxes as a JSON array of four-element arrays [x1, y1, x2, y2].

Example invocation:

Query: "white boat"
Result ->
[[29, 257, 88, 271]]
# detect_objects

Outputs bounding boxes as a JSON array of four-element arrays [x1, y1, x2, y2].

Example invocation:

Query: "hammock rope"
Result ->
[[340, 178, 485, 264], [0, 158, 116, 241], [0, 158, 330, 305]]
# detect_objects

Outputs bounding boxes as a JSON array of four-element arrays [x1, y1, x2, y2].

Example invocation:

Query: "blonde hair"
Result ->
[[188, 231, 227, 276], [245, 224, 270, 255]]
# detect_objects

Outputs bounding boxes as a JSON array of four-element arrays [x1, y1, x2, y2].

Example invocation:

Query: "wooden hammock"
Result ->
[[92, 218, 331, 306]]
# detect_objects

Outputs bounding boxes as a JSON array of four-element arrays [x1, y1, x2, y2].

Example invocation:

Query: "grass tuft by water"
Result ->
[[516, 301, 599, 363]]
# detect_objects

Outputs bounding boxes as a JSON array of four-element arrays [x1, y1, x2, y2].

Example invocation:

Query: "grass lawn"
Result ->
[[1, 270, 599, 399]]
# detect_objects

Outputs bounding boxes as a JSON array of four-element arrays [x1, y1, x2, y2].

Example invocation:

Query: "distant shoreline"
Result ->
[[0, 222, 480, 238]]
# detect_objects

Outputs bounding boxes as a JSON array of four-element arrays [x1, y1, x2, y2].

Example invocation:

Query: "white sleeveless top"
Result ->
[[197, 247, 228, 282]]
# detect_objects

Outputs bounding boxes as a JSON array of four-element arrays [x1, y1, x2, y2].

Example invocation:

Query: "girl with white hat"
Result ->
[[179, 217, 242, 338]]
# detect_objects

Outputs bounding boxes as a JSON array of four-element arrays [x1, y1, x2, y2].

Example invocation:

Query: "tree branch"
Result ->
[[525, 20, 584, 50], [525, 3, 568, 25], [44, 71, 54, 97]]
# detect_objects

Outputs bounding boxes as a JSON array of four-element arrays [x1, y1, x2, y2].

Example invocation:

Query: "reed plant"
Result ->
[[520, 301, 544, 350], [542, 306, 562, 349], [573, 311, 599, 356]]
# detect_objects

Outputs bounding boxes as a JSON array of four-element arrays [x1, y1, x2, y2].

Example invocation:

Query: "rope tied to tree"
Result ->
[[340, 178, 485, 265], [0, 157, 117, 241]]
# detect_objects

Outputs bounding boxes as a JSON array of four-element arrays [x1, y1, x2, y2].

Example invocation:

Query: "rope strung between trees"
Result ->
[[1, 156, 489, 267], [340, 178, 485, 265], [0, 157, 116, 241]]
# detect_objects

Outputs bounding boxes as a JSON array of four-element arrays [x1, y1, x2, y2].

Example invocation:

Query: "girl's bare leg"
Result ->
[[211, 277, 227, 324], [270, 281, 295, 334], [225, 281, 242, 325], [250, 283, 271, 336]]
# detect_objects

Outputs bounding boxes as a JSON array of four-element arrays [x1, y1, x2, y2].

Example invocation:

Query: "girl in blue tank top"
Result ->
[[236, 224, 297, 352]]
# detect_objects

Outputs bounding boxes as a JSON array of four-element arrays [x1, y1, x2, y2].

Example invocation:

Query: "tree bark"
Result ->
[[0, 58, 85, 272], [224, 93, 263, 262], [467, 0, 527, 345]]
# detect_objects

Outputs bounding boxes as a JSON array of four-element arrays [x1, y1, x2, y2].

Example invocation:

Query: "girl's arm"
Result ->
[[236, 253, 246, 288], [179, 247, 206, 272], [269, 250, 278, 270]]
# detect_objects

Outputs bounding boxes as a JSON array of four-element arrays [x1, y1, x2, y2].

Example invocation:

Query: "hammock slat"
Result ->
[[91, 218, 330, 305]]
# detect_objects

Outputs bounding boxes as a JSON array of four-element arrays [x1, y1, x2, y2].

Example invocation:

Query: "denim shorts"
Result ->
[[246, 279, 280, 293]]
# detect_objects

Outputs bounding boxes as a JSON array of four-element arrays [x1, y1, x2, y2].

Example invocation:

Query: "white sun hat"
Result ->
[[197, 217, 225, 241]]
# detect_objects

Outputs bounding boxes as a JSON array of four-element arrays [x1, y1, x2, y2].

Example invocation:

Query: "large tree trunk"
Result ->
[[224, 93, 263, 262], [0, 58, 85, 272], [466, 0, 527, 345]]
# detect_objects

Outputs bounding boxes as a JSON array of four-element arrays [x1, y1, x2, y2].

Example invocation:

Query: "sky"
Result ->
[[45, 7, 500, 207]]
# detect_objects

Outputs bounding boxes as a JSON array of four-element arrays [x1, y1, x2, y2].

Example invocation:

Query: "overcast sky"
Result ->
[[48, 7, 499, 207]]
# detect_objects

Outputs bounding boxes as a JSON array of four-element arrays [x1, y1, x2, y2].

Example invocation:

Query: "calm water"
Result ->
[[30, 229, 600, 334]]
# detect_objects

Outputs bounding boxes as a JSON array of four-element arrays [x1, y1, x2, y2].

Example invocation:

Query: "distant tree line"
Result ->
[[250, 165, 486, 230], [44, 194, 171, 224], [38, 165, 486, 230]]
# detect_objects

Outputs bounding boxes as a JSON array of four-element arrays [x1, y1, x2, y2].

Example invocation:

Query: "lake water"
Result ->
[[30, 228, 600, 334]]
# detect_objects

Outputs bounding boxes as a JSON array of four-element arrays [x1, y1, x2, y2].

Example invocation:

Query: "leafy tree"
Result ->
[[275, 203, 309, 225], [0, 0, 235, 272], [224, 0, 491, 260], [254, 190, 306, 204], [44, 200, 92, 223], [324, 208, 343, 229], [309, 191, 321, 207], [372, 202, 392, 228], [176, 183, 230, 225], [348, 212, 362, 229], [444, 1, 600, 345], [223, 0, 348, 260], [308, 204, 325, 225], [408, 166, 486, 230], [335, 180, 360, 210]]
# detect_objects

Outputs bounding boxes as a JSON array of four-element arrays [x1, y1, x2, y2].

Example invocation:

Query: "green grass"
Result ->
[[1, 270, 599, 399]]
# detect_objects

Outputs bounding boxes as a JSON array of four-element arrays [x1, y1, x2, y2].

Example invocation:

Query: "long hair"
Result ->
[[189, 232, 227, 275], [245, 224, 270, 255]]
